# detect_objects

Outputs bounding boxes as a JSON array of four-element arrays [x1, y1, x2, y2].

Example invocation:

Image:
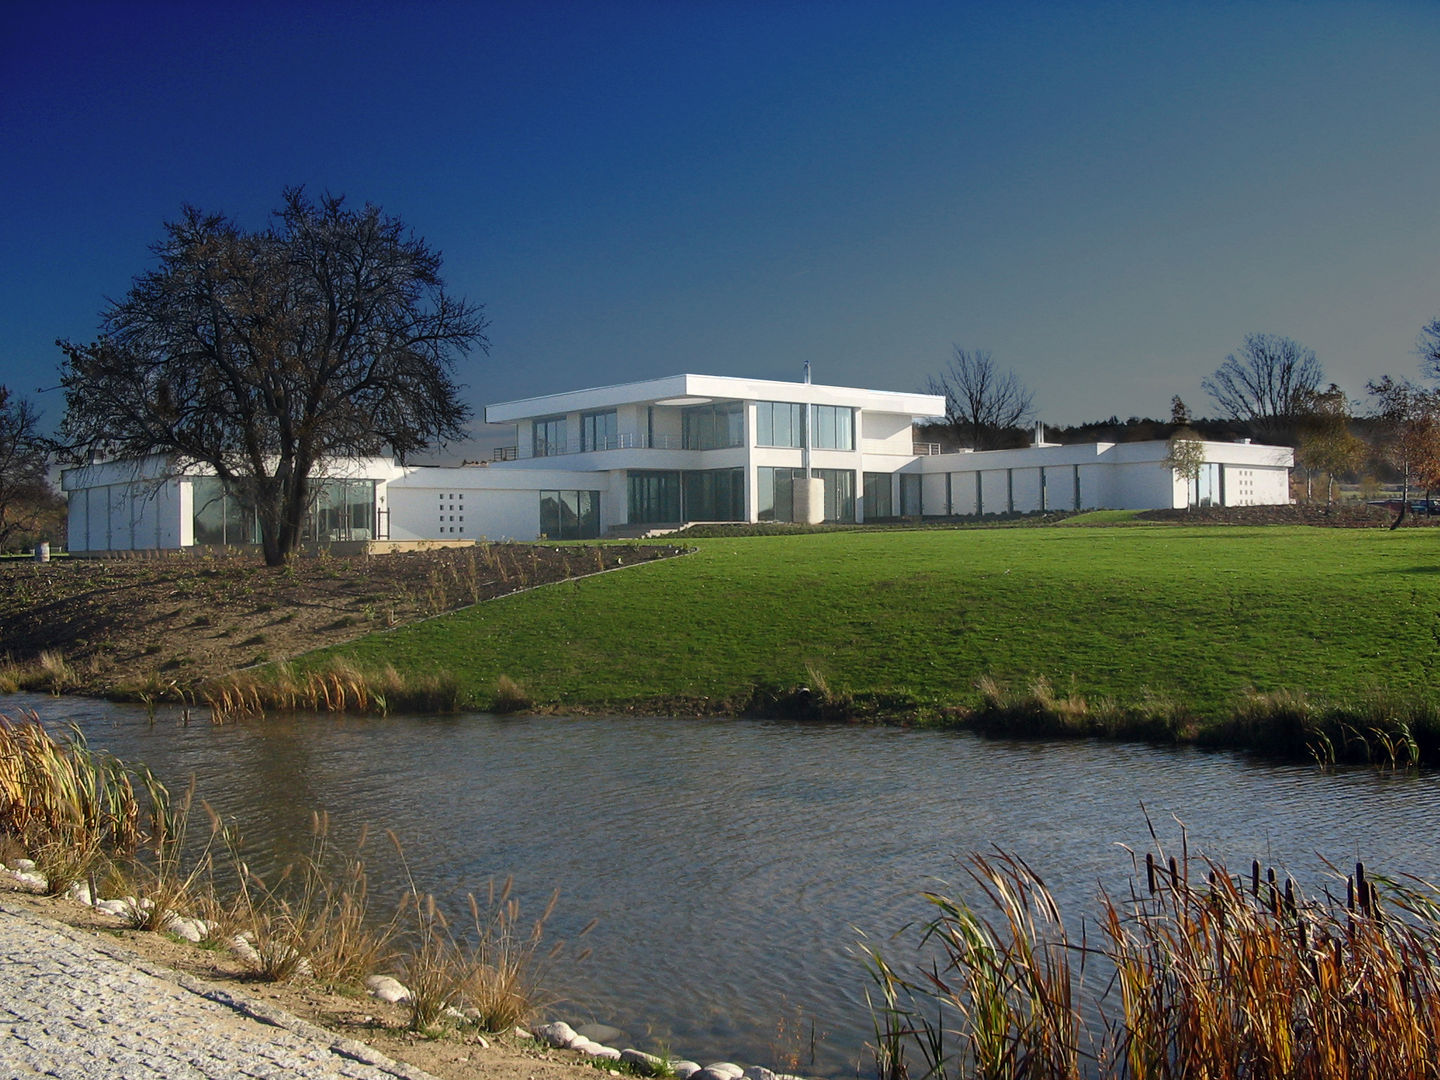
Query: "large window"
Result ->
[[899, 474, 922, 517], [810, 405, 854, 450], [540, 490, 600, 539], [628, 471, 682, 524], [756, 402, 806, 448], [863, 472, 893, 519], [814, 468, 856, 523], [581, 410, 617, 452], [682, 468, 744, 522], [757, 466, 797, 522], [312, 479, 376, 541], [192, 476, 375, 546], [533, 416, 568, 457], [758, 467, 855, 523], [682, 402, 744, 450], [191, 477, 257, 546], [1194, 462, 1221, 507]]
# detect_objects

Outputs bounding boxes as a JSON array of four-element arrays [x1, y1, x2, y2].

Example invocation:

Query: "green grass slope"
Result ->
[[312, 525, 1439, 724]]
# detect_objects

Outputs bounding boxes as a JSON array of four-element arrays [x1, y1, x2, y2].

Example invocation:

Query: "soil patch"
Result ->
[[0, 544, 683, 698]]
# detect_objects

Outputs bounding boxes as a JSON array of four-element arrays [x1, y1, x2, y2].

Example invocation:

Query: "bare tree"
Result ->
[[1202, 333, 1324, 442], [0, 385, 57, 549], [58, 189, 488, 565], [925, 348, 1034, 450], [1420, 315, 1440, 380]]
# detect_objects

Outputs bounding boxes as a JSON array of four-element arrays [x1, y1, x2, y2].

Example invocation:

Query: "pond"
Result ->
[[6, 693, 1440, 1076]]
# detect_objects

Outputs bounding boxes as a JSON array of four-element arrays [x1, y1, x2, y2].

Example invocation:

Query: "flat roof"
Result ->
[[484, 373, 946, 423]]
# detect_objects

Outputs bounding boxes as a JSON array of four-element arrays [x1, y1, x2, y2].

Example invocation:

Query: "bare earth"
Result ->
[[0, 544, 682, 698], [0, 875, 605, 1080]]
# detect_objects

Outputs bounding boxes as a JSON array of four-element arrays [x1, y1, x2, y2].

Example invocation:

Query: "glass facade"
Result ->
[[539, 490, 600, 539], [581, 410, 617, 452], [191, 476, 375, 546], [628, 471, 682, 524], [1195, 462, 1221, 507], [533, 416, 568, 457], [682, 402, 744, 450], [191, 477, 258, 546], [758, 467, 855, 523], [814, 468, 856, 522], [899, 474, 922, 517], [755, 402, 806, 447], [682, 469, 744, 522], [863, 472, 893, 519], [628, 469, 743, 524], [810, 405, 855, 450]]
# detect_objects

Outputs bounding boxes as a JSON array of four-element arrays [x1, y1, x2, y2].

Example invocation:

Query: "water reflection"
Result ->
[[5, 693, 1440, 1076]]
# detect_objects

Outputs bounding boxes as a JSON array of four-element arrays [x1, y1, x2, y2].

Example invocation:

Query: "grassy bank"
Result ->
[[263, 525, 1440, 754]]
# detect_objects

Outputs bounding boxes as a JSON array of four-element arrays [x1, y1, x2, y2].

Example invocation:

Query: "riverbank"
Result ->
[[7, 517, 1440, 764], [0, 879, 601, 1080]]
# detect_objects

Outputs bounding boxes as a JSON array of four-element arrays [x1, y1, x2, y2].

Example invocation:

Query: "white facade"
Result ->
[[60, 374, 1295, 552]]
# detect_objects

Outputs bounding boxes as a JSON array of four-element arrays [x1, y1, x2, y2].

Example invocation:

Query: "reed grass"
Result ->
[[0, 711, 171, 877], [866, 845, 1440, 1080], [201, 658, 460, 720]]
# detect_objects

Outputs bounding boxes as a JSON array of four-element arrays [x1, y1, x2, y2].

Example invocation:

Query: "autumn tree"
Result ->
[[1294, 384, 1365, 505], [1163, 428, 1206, 508], [58, 190, 488, 565], [1366, 375, 1440, 525], [0, 385, 59, 550], [1202, 333, 1324, 442], [925, 347, 1034, 450]]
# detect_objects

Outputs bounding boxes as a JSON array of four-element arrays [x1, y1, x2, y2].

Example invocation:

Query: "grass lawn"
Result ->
[[310, 524, 1440, 723]]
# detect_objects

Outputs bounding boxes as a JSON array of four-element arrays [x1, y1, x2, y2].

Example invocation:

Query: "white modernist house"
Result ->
[[61, 373, 1294, 553]]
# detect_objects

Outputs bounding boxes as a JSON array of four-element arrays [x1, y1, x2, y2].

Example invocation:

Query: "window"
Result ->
[[815, 468, 856, 522], [756, 402, 806, 447], [1194, 462, 1221, 507], [628, 471, 682, 524], [810, 405, 854, 450], [582, 410, 618, 452], [760, 467, 854, 522], [682, 469, 745, 522], [682, 402, 744, 450], [539, 490, 600, 539], [757, 466, 797, 522], [533, 416, 568, 457], [863, 472, 893, 519], [899, 474, 922, 517]]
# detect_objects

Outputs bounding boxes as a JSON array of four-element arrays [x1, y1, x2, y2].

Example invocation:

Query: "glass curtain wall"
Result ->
[[681, 402, 744, 450], [899, 474, 922, 517], [1194, 462, 1221, 507], [759, 467, 855, 523], [814, 468, 857, 522], [533, 416, 568, 457], [629, 469, 743, 524], [192, 476, 376, 546], [810, 405, 855, 450], [863, 472, 893, 519], [540, 490, 601, 539], [581, 410, 617, 452], [756, 402, 806, 447]]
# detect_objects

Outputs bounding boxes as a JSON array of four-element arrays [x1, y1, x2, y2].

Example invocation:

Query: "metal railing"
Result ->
[[913, 442, 942, 456]]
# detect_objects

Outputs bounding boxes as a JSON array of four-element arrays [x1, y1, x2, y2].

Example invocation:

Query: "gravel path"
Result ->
[[0, 899, 437, 1080]]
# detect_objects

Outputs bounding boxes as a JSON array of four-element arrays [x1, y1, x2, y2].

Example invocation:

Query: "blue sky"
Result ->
[[4, 1, 1439, 439]]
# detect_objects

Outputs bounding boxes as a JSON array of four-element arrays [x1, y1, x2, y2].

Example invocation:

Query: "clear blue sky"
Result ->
[[4, 0, 1439, 438]]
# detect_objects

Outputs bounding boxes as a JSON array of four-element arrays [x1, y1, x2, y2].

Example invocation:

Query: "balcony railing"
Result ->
[[913, 442, 942, 456], [523, 432, 720, 458]]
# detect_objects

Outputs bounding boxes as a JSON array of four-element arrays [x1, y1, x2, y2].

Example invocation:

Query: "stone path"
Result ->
[[0, 899, 437, 1080]]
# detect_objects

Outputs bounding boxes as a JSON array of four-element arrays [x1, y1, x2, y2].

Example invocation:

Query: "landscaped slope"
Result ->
[[315, 526, 1439, 722]]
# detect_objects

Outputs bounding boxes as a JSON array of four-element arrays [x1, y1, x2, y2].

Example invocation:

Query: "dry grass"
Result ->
[[201, 658, 460, 720], [867, 844, 1440, 1079]]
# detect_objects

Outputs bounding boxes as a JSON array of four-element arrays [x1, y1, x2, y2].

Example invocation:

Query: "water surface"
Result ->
[[7, 693, 1440, 1075]]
